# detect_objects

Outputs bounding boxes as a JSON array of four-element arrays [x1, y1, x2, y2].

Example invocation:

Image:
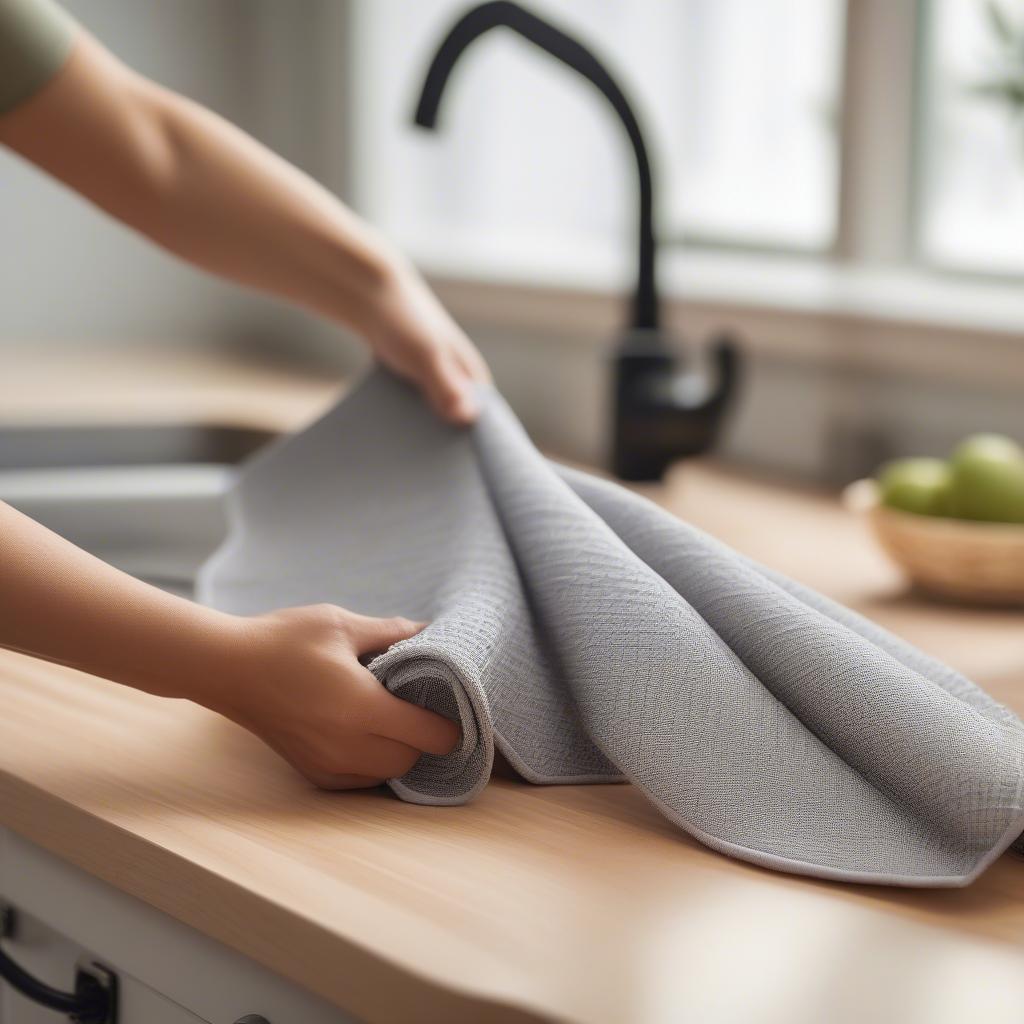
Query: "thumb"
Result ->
[[345, 613, 425, 657]]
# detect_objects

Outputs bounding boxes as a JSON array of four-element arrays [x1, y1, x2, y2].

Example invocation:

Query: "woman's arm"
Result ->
[[0, 499, 460, 788], [0, 29, 489, 422]]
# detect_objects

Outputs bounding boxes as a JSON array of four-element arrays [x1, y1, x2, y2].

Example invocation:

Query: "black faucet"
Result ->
[[412, 0, 740, 480]]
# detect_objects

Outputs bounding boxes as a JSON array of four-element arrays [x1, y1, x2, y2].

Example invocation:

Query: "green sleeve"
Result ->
[[0, 0, 77, 115]]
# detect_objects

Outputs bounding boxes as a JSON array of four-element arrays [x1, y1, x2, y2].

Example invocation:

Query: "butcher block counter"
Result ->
[[1, 348, 1024, 1023]]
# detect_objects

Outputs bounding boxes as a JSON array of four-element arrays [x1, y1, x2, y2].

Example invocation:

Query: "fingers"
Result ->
[[306, 734, 422, 787], [343, 612, 425, 657], [318, 610, 459, 757], [355, 734, 423, 779], [418, 351, 479, 425], [371, 685, 461, 757], [370, 264, 490, 421], [453, 337, 492, 386]]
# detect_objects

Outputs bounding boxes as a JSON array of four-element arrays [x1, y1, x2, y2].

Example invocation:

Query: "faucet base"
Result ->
[[611, 331, 739, 481]]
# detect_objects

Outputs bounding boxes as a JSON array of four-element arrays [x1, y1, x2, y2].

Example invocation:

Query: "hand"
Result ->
[[212, 604, 460, 789], [366, 257, 492, 426]]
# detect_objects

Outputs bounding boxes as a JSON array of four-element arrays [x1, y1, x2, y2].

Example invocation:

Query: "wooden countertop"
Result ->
[[0, 345, 345, 433], [2, 351, 1024, 1023]]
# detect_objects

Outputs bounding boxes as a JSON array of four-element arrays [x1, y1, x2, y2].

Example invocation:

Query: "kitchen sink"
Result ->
[[0, 423, 274, 470], [0, 423, 277, 591]]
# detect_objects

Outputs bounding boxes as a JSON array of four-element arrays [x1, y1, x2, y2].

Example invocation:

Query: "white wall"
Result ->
[[0, 0, 333, 351]]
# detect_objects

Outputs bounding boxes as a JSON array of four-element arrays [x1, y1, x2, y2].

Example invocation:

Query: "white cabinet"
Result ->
[[0, 827, 358, 1024], [1, 911, 203, 1023]]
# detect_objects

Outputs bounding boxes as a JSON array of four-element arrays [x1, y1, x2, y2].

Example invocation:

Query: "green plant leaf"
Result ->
[[987, 0, 1014, 44]]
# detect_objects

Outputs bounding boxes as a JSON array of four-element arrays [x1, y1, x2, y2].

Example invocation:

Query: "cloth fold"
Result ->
[[199, 369, 1024, 887]]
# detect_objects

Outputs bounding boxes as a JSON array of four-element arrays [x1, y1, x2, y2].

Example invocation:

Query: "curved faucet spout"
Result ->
[[412, 0, 659, 332]]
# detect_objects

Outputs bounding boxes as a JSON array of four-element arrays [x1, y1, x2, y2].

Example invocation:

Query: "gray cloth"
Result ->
[[199, 369, 1024, 887]]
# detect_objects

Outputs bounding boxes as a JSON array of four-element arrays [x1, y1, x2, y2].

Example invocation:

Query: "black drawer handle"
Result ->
[[0, 906, 117, 1023]]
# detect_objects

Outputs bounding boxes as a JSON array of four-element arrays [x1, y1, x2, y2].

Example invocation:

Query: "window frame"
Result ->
[[325, 0, 1024, 320], [833, 0, 920, 268]]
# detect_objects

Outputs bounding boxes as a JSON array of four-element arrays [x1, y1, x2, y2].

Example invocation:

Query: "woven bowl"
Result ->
[[845, 479, 1024, 606]]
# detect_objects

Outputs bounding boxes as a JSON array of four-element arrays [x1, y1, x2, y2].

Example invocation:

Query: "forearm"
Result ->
[[0, 499, 245, 704], [0, 32, 402, 341], [0, 26, 488, 422], [127, 69, 403, 340]]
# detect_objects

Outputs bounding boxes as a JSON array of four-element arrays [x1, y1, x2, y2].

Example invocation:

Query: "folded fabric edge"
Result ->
[[644, 774, 1024, 888], [374, 636, 625, 804], [371, 642, 493, 806]]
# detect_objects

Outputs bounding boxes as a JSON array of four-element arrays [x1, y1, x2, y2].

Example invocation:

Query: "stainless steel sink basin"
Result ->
[[0, 423, 275, 470], [0, 423, 277, 590]]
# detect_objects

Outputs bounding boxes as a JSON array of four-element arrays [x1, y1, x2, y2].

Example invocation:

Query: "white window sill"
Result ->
[[409, 229, 1024, 342]]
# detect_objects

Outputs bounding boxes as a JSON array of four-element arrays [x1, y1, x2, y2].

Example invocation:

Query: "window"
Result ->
[[350, 0, 845, 267], [918, 0, 1024, 274], [662, 0, 844, 249], [348, 0, 1024, 287]]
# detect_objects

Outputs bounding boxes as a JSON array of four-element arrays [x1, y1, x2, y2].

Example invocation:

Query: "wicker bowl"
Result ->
[[845, 479, 1024, 606]]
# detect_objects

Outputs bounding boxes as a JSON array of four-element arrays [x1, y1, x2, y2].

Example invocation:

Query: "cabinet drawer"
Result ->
[[1, 827, 357, 1024], [1, 908, 205, 1023]]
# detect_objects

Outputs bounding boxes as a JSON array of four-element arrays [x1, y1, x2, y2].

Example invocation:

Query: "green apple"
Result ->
[[877, 458, 952, 517], [948, 433, 1024, 523]]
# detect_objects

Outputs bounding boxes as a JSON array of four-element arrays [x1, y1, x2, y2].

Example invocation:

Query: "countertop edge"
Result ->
[[0, 768, 550, 1024]]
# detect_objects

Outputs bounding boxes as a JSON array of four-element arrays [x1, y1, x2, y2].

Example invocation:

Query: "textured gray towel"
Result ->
[[199, 369, 1024, 887]]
